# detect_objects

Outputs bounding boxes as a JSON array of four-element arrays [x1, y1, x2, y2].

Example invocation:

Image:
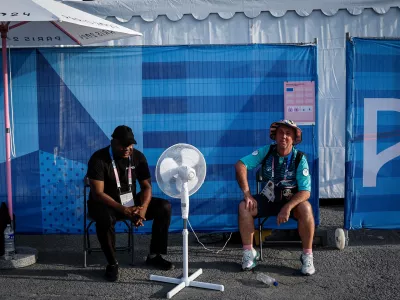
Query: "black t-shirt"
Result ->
[[87, 146, 151, 203]]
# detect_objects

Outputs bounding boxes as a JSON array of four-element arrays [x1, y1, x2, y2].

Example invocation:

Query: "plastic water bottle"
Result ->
[[3, 224, 15, 261], [256, 272, 278, 287]]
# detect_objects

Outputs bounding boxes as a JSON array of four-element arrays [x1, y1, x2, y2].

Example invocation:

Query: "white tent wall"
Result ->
[[64, 3, 400, 198]]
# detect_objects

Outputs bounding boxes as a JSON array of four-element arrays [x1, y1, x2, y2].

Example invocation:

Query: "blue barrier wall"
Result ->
[[0, 45, 318, 234], [345, 38, 400, 230]]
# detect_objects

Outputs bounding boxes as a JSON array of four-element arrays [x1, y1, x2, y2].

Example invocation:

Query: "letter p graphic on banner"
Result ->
[[363, 98, 400, 187]]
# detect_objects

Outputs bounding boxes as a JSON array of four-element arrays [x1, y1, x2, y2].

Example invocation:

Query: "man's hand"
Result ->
[[121, 205, 142, 219], [244, 194, 257, 212], [132, 206, 147, 227], [277, 205, 291, 225]]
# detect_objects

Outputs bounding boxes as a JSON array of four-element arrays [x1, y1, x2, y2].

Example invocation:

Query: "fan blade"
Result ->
[[159, 157, 179, 182], [181, 148, 200, 168]]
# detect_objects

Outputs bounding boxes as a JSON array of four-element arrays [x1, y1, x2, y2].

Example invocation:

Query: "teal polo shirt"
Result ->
[[240, 145, 311, 192]]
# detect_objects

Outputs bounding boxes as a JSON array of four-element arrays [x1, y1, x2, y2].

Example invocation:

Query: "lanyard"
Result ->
[[109, 146, 132, 192], [271, 151, 293, 181]]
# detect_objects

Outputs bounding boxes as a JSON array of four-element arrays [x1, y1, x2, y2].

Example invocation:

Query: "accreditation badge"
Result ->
[[260, 180, 275, 202], [120, 192, 134, 207]]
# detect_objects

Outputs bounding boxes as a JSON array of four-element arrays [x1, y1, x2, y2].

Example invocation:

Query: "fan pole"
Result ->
[[183, 219, 189, 285], [181, 181, 189, 285], [149, 182, 224, 298]]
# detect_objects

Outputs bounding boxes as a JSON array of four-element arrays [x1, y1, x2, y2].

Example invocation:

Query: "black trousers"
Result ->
[[88, 193, 171, 265]]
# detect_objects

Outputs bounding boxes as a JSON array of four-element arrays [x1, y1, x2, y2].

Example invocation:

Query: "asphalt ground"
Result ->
[[1, 206, 399, 300]]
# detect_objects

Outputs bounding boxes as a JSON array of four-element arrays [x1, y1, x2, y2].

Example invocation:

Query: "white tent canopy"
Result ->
[[65, 0, 400, 21], [65, 0, 400, 198]]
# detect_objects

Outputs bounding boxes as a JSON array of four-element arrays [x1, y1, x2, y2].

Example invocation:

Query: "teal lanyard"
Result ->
[[271, 151, 293, 181]]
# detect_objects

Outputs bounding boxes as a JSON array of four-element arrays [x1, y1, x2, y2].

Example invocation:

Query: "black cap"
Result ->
[[111, 125, 137, 146]]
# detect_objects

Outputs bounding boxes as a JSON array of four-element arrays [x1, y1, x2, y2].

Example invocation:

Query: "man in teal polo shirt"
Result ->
[[235, 120, 315, 275]]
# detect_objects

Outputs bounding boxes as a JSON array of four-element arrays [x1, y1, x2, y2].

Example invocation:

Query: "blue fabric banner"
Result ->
[[0, 44, 319, 234], [345, 38, 400, 230]]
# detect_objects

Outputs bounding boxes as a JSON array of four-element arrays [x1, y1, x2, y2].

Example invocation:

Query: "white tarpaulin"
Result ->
[[65, 1, 400, 198]]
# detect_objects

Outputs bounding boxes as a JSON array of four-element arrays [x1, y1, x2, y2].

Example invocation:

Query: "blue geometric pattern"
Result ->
[[36, 50, 110, 163], [345, 38, 400, 230], [39, 151, 86, 234], [0, 151, 41, 233], [0, 49, 39, 163], [142, 45, 319, 231], [0, 45, 319, 233]]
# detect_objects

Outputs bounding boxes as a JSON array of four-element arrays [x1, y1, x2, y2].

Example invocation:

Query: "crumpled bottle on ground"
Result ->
[[256, 272, 278, 286]]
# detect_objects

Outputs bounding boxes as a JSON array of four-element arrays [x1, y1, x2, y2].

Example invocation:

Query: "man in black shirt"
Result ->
[[87, 125, 174, 281]]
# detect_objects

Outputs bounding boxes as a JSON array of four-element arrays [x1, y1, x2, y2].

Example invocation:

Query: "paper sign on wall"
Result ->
[[284, 81, 315, 125]]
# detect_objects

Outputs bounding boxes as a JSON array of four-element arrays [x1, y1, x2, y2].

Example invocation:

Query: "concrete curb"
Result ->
[[0, 247, 38, 269]]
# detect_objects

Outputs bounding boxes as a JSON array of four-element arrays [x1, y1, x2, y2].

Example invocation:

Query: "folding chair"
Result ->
[[83, 177, 135, 267]]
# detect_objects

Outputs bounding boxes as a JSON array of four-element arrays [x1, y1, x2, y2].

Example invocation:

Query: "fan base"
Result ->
[[150, 268, 224, 298]]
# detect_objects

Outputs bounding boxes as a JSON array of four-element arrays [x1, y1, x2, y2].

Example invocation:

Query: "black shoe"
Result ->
[[146, 255, 175, 271], [105, 264, 119, 282]]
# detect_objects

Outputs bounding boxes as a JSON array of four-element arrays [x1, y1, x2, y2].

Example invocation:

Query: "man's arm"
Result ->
[[89, 179, 125, 212], [235, 145, 270, 197], [131, 178, 152, 227], [86, 154, 123, 211], [134, 150, 152, 209], [285, 190, 311, 211], [89, 179, 140, 217], [277, 190, 310, 225], [235, 161, 257, 210], [138, 178, 152, 209], [286, 153, 312, 211], [235, 161, 250, 197]]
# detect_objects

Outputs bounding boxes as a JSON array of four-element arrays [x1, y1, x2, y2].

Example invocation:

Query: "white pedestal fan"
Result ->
[[150, 143, 224, 299]]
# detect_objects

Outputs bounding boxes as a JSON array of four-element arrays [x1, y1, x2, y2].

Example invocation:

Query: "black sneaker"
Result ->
[[146, 255, 175, 271], [105, 264, 119, 282]]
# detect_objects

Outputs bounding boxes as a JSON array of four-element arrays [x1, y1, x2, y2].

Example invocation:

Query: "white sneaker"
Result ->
[[300, 253, 316, 276], [241, 248, 260, 271]]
